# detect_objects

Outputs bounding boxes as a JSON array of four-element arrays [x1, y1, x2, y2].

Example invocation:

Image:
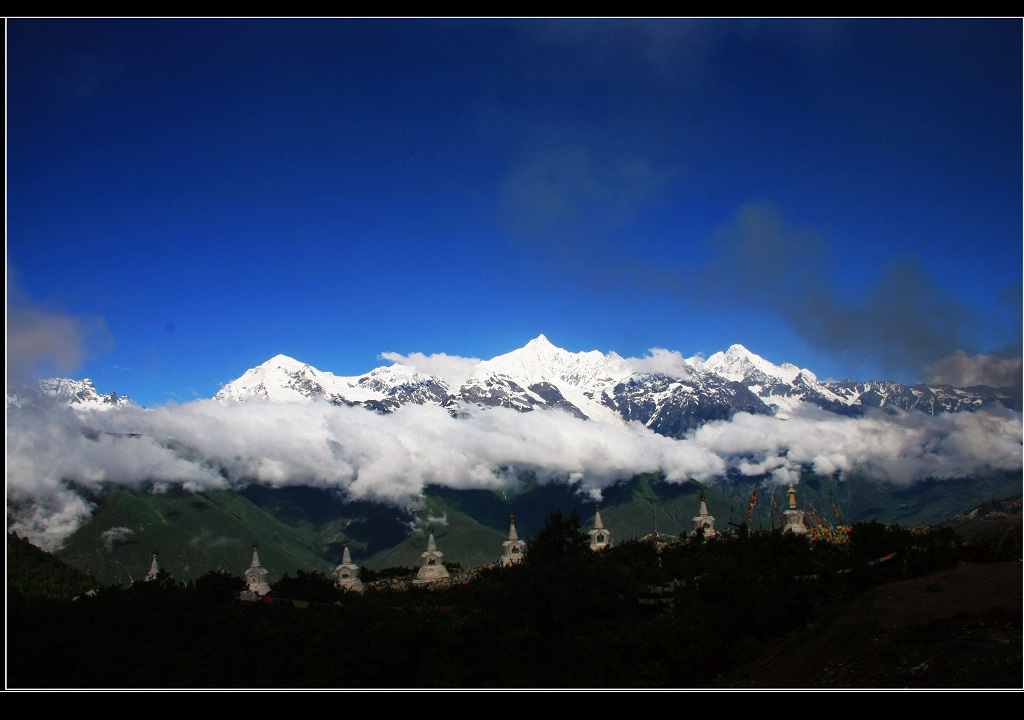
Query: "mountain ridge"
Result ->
[[207, 336, 1019, 436], [13, 336, 1018, 435]]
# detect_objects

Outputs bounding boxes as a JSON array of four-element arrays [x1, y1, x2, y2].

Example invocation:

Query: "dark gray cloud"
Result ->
[[697, 202, 995, 381], [924, 351, 1022, 388], [6, 274, 112, 387]]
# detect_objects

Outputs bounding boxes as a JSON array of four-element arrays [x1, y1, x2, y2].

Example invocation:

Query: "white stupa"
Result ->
[[500, 515, 526, 566], [333, 540, 365, 593], [691, 490, 718, 538], [589, 504, 612, 551], [145, 551, 161, 581], [244, 543, 273, 595], [783, 485, 808, 535], [414, 525, 450, 584]]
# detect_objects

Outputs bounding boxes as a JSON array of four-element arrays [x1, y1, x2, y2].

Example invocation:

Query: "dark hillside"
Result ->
[[717, 560, 1021, 689], [8, 532, 97, 602], [718, 496, 1023, 688]]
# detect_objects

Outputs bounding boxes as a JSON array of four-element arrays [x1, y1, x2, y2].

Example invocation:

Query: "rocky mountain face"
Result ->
[[208, 336, 1018, 439]]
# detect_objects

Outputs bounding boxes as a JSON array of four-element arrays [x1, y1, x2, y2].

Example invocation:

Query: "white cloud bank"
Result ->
[[6, 398, 1021, 551], [623, 348, 692, 378], [379, 351, 482, 388]]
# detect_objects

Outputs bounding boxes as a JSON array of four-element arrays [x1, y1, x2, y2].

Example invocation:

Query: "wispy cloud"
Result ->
[[100, 526, 135, 552]]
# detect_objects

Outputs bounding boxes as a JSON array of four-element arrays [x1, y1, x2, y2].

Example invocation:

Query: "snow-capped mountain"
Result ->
[[213, 354, 361, 404], [7, 378, 134, 411], [209, 336, 1019, 438], [444, 334, 630, 423], [13, 336, 1015, 432], [211, 353, 455, 412], [698, 344, 802, 384]]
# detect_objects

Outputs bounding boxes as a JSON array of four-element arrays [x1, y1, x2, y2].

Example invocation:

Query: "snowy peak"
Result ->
[[215, 354, 453, 408], [527, 333, 554, 349], [700, 344, 802, 384], [264, 354, 311, 372], [215, 354, 347, 403], [479, 334, 630, 388], [460, 335, 634, 424], [481, 334, 574, 381], [7, 377, 134, 411]]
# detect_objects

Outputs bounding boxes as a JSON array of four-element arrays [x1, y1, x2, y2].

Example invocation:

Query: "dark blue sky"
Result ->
[[8, 19, 1022, 406]]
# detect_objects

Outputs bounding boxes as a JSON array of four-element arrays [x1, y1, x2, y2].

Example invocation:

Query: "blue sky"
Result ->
[[8, 19, 1022, 408]]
